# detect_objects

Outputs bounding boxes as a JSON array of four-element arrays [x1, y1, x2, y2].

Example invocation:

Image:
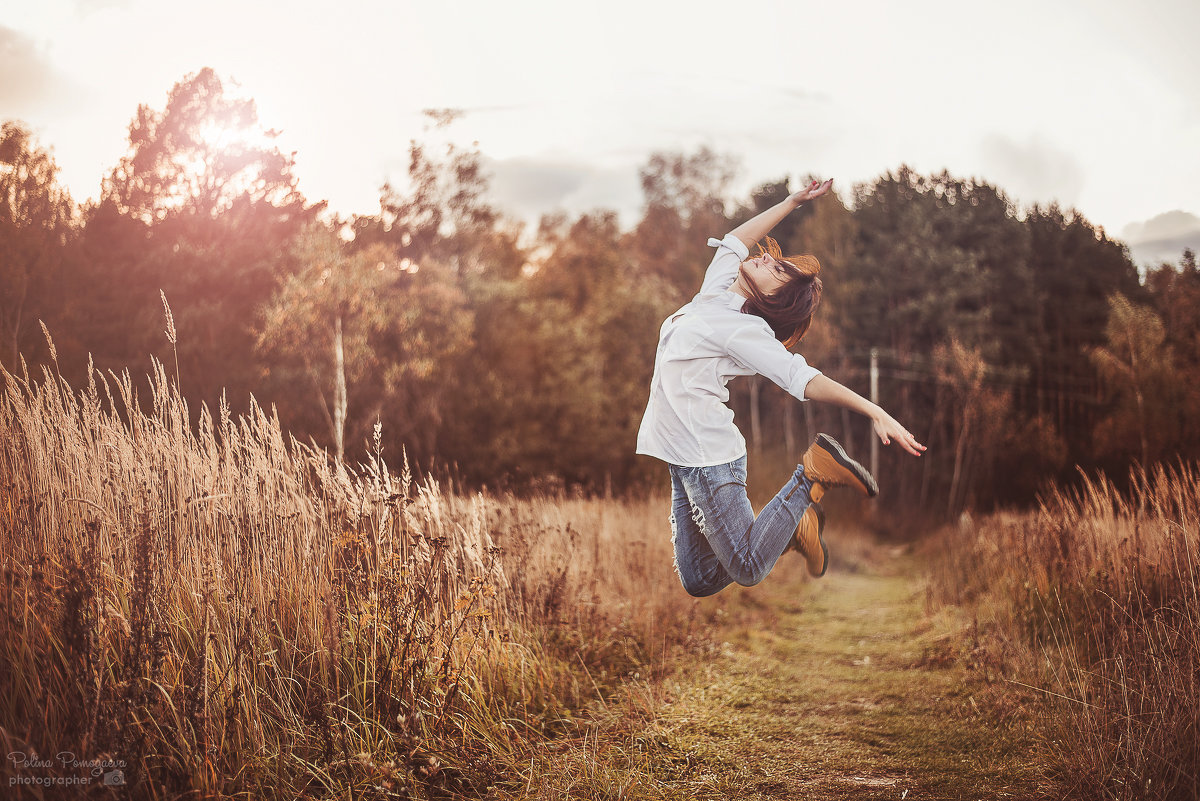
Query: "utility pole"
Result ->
[[870, 347, 879, 480]]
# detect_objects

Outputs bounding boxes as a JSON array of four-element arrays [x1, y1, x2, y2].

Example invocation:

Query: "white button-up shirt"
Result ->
[[636, 233, 822, 467]]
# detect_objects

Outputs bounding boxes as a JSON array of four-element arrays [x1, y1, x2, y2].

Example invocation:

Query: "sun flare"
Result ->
[[159, 115, 287, 217]]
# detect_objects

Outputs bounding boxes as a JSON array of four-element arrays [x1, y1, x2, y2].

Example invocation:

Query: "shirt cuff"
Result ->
[[796, 369, 822, 401], [707, 233, 749, 261]]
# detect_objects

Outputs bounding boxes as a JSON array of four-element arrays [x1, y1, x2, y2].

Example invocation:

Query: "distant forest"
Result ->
[[3, 68, 1198, 522]]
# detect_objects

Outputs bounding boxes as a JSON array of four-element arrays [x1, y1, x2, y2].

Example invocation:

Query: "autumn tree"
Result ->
[[1089, 293, 1179, 467], [843, 168, 1031, 361], [339, 116, 530, 470], [627, 147, 737, 300], [257, 224, 473, 465], [1147, 249, 1200, 373], [1151, 248, 1200, 341], [1144, 250, 1200, 458], [0, 121, 75, 370], [348, 111, 525, 281], [436, 209, 676, 490], [532, 211, 675, 487], [1023, 204, 1141, 457], [77, 68, 319, 406], [840, 168, 1033, 511]]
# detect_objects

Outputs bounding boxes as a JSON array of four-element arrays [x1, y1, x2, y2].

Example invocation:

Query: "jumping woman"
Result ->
[[636, 177, 925, 596]]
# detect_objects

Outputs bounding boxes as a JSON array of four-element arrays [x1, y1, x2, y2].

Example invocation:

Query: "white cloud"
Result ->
[[979, 133, 1085, 210], [0, 25, 80, 116], [484, 156, 642, 226], [1122, 210, 1200, 267]]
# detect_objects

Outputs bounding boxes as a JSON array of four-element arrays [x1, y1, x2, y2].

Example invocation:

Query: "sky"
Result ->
[[3, 0, 1198, 268]]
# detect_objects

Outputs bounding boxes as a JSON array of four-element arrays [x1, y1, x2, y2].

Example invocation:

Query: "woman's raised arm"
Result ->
[[728, 178, 834, 250]]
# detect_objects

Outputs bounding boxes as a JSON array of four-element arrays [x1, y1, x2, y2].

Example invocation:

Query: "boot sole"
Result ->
[[815, 433, 879, 497]]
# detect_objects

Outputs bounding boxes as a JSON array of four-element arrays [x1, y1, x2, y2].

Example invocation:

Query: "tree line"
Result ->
[[3, 68, 1197, 521]]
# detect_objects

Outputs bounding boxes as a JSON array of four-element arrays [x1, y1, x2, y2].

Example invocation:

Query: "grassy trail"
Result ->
[[640, 551, 1046, 800]]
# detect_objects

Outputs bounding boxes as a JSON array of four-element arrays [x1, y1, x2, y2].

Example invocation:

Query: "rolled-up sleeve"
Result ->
[[724, 321, 822, 401], [699, 234, 749, 296]]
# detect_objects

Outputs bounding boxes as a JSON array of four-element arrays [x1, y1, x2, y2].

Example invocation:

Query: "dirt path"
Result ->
[[645, 554, 1045, 800]]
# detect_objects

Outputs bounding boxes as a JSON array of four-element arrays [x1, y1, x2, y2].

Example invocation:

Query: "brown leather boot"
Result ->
[[792, 502, 828, 577], [802, 433, 878, 500]]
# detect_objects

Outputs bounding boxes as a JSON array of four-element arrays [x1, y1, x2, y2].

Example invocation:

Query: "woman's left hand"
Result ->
[[872, 412, 926, 457], [789, 178, 833, 206]]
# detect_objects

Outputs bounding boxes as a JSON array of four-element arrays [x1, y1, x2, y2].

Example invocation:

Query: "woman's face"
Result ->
[[738, 253, 791, 296]]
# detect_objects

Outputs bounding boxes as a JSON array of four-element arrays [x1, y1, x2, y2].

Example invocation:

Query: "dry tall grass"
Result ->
[[929, 465, 1200, 800], [0, 351, 704, 798]]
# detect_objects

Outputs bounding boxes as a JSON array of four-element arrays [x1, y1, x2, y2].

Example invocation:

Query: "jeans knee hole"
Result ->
[[689, 503, 708, 537]]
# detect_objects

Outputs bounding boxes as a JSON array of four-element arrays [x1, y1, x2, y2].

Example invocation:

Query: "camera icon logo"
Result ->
[[103, 769, 126, 786]]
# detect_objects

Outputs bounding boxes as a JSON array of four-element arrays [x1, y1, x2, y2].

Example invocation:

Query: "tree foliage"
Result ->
[[102, 67, 306, 225], [0, 122, 74, 369], [258, 224, 474, 465], [627, 147, 737, 299], [1089, 294, 1180, 467], [6, 77, 1198, 517], [74, 69, 320, 408]]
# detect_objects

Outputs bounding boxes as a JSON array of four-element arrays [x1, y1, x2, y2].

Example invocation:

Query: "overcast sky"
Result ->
[[4, 0, 1198, 267]]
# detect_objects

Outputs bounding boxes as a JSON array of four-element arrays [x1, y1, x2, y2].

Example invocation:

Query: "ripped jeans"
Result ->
[[668, 456, 815, 597]]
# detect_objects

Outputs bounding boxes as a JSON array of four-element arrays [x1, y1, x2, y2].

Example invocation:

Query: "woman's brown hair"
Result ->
[[739, 236, 822, 349]]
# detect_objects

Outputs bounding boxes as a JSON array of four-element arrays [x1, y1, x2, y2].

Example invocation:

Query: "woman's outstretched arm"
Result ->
[[728, 178, 834, 250], [803, 374, 927, 456]]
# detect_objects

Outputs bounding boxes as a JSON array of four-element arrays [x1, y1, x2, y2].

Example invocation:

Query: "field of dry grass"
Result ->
[[927, 465, 1200, 800], [0, 354, 714, 798], [5, 344, 1197, 799]]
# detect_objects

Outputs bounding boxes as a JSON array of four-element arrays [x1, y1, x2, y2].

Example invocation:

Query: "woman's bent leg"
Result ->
[[676, 457, 815, 588], [668, 467, 734, 597]]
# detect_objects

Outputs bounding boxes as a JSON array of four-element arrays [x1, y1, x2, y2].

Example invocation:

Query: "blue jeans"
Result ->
[[668, 456, 814, 597]]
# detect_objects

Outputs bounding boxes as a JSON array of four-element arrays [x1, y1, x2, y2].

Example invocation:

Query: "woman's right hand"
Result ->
[[788, 178, 834, 206]]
